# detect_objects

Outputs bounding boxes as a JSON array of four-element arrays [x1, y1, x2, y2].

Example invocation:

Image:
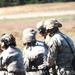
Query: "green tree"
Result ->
[[0, 0, 5, 7]]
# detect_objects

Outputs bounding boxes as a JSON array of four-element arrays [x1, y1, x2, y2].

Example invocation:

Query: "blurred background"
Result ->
[[0, 0, 75, 51], [0, 0, 75, 7]]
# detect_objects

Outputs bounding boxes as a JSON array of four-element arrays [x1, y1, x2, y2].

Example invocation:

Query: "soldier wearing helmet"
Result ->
[[23, 28, 37, 37], [22, 27, 48, 54], [44, 19, 62, 36], [36, 20, 56, 75], [0, 34, 26, 75], [36, 21, 48, 38], [22, 28, 48, 75], [44, 18, 75, 75]]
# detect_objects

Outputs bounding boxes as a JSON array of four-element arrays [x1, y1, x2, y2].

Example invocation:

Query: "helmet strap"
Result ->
[[48, 27, 59, 37]]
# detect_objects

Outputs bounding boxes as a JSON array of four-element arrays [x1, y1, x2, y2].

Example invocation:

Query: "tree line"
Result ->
[[0, 0, 75, 7]]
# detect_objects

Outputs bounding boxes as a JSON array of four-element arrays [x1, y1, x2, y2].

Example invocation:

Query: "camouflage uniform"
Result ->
[[22, 28, 48, 75], [24, 45, 47, 75], [0, 67, 8, 75], [36, 20, 56, 75], [44, 19, 75, 75], [22, 28, 48, 55], [0, 34, 25, 75]]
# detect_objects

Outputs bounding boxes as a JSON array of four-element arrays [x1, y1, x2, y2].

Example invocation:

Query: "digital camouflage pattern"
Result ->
[[0, 34, 25, 75], [36, 20, 56, 75], [44, 19, 62, 30], [22, 28, 37, 44], [0, 46, 25, 75], [23, 28, 48, 75], [45, 34, 51, 46], [24, 45, 47, 75], [23, 28, 37, 37], [1, 34, 16, 45], [47, 30, 75, 75], [23, 28, 48, 54], [0, 70, 8, 75], [36, 20, 45, 30], [37, 19, 75, 75], [22, 33, 36, 44]]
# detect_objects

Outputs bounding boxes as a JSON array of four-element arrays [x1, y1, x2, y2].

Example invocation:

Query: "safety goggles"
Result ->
[[38, 27, 46, 34]]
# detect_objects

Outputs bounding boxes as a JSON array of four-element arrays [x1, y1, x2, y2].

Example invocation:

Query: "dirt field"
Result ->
[[0, 20, 75, 50], [0, 2, 75, 15], [0, 2, 75, 50]]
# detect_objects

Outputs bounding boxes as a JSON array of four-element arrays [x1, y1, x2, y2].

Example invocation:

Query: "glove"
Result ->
[[41, 66, 50, 75], [43, 66, 49, 71]]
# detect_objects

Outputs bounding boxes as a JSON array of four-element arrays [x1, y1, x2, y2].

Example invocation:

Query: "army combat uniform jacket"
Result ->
[[24, 44, 48, 75], [0, 46, 25, 75], [47, 30, 75, 75]]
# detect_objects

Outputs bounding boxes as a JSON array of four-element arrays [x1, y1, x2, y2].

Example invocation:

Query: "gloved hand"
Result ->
[[43, 66, 49, 71], [41, 66, 50, 75]]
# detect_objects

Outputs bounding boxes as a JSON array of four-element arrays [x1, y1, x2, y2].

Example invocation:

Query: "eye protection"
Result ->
[[38, 27, 46, 34], [1, 38, 6, 42], [1, 38, 9, 46]]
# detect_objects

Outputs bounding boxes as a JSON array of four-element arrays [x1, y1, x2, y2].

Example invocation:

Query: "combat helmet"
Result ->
[[23, 28, 37, 37], [22, 28, 36, 45], [22, 33, 36, 46], [36, 20, 46, 34], [44, 18, 62, 30], [1, 34, 16, 49]]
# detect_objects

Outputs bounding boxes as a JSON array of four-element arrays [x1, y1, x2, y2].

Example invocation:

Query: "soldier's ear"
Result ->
[[23, 43, 26, 46]]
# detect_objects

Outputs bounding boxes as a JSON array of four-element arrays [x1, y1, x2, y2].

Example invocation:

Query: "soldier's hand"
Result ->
[[43, 66, 49, 71], [42, 66, 50, 75]]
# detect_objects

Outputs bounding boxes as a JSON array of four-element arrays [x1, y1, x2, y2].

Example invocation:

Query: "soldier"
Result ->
[[0, 44, 8, 75], [36, 20, 56, 75], [44, 18, 75, 75], [22, 28, 49, 75], [36, 21, 48, 39], [0, 34, 26, 75], [22, 28, 48, 52], [36, 20, 52, 46]]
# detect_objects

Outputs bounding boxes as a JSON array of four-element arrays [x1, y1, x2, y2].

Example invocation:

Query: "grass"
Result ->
[[0, 2, 75, 50], [0, 14, 75, 50], [0, 14, 75, 23], [0, 2, 75, 15]]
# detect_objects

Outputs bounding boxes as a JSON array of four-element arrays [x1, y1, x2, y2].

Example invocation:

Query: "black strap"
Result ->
[[60, 33, 74, 56], [0, 57, 3, 69]]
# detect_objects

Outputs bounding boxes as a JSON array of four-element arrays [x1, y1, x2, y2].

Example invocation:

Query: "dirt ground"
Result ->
[[0, 2, 75, 50], [0, 20, 75, 50]]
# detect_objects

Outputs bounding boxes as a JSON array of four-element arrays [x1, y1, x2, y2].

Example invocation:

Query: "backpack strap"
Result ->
[[59, 33, 74, 56], [0, 57, 3, 69]]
